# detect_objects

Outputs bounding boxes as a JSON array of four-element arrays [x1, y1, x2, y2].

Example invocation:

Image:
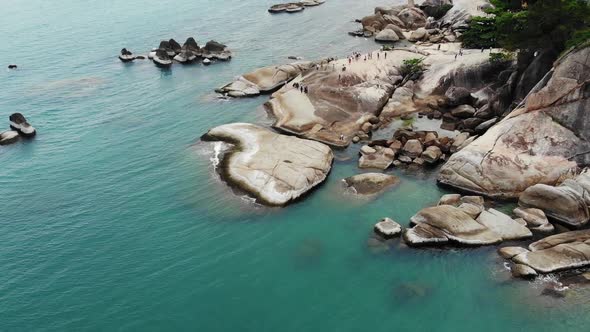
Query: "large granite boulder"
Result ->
[[397, 7, 427, 29], [375, 29, 400, 42], [404, 204, 531, 247], [343, 173, 400, 196], [202, 40, 232, 60], [519, 184, 589, 228], [438, 45, 590, 199], [216, 62, 315, 97], [506, 230, 590, 274], [202, 123, 333, 206]]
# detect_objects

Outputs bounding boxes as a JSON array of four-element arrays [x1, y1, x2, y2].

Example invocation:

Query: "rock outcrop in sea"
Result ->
[[500, 230, 590, 277], [438, 44, 590, 199], [145, 37, 231, 67], [403, 194, 533, 246], [9, 113, 36, 137], [216, 61, 318, 97], [202, 123, 333, 206], [268, 1, 325, 14]]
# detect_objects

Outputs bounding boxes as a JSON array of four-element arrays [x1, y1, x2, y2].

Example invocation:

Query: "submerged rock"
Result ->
[[359, 146, 396, 170], [511, 264, 538, 279], [343, 173, 399, 196], [202, 123, 333, 206]]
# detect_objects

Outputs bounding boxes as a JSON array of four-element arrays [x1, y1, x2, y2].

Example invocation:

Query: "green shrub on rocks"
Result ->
[[462, 0, 590, 53], [400, 58, 425, 80]]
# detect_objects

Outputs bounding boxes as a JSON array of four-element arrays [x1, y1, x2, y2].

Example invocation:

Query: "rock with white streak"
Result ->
[[202, 123, 333, 206]]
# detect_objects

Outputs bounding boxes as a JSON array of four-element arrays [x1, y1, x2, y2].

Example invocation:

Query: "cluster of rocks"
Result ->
[[120, 38, 231, 67], [343, 173, 400, 196], [149, 38, 231, 67], [268, 0, 325, 13], [499, 230, 590, 279], [351, 0, 476, 45], [438, 44, 590, 199], [437, 86, 499, 133], [357, 128, 472, 170], [404, 194, 535, 246], [1, 113, 36, 146]]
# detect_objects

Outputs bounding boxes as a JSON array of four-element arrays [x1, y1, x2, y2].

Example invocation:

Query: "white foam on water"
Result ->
[[210, 141, 227, 169]]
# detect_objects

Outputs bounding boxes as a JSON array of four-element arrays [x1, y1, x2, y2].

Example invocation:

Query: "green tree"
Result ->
[[462, 0, 590, 52]]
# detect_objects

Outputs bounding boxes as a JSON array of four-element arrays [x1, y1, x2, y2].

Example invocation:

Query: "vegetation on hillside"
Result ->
[[461, 0, 590, 53]]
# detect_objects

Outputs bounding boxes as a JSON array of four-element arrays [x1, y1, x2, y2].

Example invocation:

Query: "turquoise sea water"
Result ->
[[2, 0, 590, 331]]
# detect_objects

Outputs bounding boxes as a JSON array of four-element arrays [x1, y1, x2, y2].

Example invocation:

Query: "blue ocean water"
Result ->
[[1, 0, 589, 331]]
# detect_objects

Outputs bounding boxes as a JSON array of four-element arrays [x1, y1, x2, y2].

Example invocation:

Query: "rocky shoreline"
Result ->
[[201, 0, 590, 287]]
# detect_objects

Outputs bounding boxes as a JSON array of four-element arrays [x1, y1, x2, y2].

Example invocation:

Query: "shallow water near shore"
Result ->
[[1, 0, 590, 331]]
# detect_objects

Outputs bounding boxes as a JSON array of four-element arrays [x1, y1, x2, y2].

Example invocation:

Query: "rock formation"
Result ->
[[438, 45, 590, 199], [518, 169, 590, 228], [0, 130, 19, 145], [265, 49, 420, 147], [216, 62, 316, 97], [501, 230, 590, 276], [404, 194, 532, 246], [374, 218, 402, 238], [342, 173, 399, 196], [202, 123, 333, 206]]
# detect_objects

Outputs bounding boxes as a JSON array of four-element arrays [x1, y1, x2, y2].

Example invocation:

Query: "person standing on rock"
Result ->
[[304, 86, 308, 94]]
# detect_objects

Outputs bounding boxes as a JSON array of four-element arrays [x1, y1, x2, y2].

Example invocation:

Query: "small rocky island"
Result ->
[[268, 1, 326, 14], [119, 37, 232, 67]]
